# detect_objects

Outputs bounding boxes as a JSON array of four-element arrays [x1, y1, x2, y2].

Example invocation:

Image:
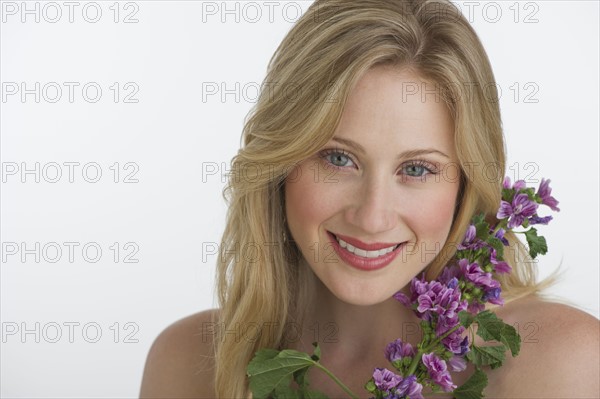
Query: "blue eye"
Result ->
[[404, 164, 426, 176], [317, 148, 437, 180], [319, 149, 355, 168], [401, 161, 436, 179]]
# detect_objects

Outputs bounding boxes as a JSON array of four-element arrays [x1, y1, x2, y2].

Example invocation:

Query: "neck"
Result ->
[[293, 274, 421, 365]]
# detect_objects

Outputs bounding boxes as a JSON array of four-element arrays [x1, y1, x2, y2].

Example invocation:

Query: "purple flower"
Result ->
[[467, 300, 485, 314], [459, 259, 500, 290], [395, 375, 424, 399], [497, 193, 539, 229], [482, 287, 504, 305], [528, 215, 553, 225], [393, 274, 430, 309], [374, 375, 423, 399], [494, 228, 509, 246], [397, 275, 469, 357], [393, 291, 411, 307], [422, 353, 456, 392], [503, 176, 527, 191], [458, 224, 475, 249], [490, 248, 512, 274], [448, 355, 468, 372], [415, 279, 467, 325], [447, 277, 459, 289], [385, 339, 415, 363], [457, 225, 486, 251], [437, 265, 461, 286], [439, 327, 469, 355], [537, 178, 560, 211], [372, 368, 403, 391]]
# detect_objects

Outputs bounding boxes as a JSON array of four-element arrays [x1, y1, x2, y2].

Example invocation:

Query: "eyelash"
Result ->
[[318, 147, 438, 179]]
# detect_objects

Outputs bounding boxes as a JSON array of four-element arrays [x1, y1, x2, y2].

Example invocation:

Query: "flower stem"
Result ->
[[406, 323, 463, 376], [406, 351, 424, 376], [424, 324, 463, 352], [313, 363, 360, 399]]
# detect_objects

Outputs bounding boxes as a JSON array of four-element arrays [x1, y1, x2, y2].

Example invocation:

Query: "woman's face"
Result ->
[[284, 65, 461, 306]]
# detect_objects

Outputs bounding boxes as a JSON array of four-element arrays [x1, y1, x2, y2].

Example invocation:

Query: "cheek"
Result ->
[[405, 184, 458, 239], [284, 164, 335, 242]]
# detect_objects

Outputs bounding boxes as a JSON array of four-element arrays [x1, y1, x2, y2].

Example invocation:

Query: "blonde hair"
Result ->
[[213, 0, 556, 397]]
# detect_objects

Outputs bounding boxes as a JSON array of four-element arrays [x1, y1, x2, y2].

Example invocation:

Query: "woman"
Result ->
[[140, 0, 599, 397]]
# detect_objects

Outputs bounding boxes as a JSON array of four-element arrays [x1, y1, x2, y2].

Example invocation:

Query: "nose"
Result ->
[[344, 173, 397, 235]]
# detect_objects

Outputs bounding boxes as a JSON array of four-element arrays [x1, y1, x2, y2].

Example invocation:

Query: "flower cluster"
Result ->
[[247, 177, 559, 399], [498, 177, 559, 229], [371, 369, 423, 399], [363, 177, 560, 398]]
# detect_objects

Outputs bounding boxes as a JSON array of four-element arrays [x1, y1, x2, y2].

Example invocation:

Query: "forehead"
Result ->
[[334, 65, 456, 156]]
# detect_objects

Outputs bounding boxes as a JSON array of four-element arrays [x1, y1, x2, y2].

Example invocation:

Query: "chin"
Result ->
[[325, 280, 399, 307], [340, 295, 391, 307]]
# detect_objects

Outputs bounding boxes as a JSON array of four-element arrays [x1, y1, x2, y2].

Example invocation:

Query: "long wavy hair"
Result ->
[[211, 0, 556, 397]]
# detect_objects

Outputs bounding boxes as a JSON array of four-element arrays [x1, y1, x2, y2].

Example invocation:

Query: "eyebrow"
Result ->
[[331, 137, 450, 159]]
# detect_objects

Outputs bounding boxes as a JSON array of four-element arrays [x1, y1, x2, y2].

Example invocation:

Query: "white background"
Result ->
[[1, 1, 598, 397]]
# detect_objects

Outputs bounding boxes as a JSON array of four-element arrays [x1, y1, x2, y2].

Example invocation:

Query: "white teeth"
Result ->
[[354, 248, 367, 257], [335, 236, 398, 258]]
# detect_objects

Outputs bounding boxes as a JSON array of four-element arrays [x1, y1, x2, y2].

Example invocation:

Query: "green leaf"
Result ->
[[500, 324, 520, 357], [466, 344, 506, 369], [474, 311, 505, 342], [246, 348, 282, 397], [501, 188, 514, 203], [274, 382, 302, 398], [458, 310, 475, 328], [247, 349, 318, 398], [453, 368, 488, 399], [251, 348, 281, 363], [294, 367, 310, 389], [473, 213, 486, 225], [473, 214, 491, 241], [474, 311, 521, 357], [523, 228, 548, 258], [294, 343, 324, 390], [487, 236, 504, 258]]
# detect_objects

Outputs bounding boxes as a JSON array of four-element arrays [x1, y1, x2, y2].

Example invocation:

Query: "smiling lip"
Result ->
[[327, 231, 406, 271], [332, 232, 401, 251]]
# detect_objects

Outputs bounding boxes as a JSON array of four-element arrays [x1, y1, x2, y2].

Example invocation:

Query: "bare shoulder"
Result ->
[[484, 295, 600, 398], [139, 308, 221, 399]]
